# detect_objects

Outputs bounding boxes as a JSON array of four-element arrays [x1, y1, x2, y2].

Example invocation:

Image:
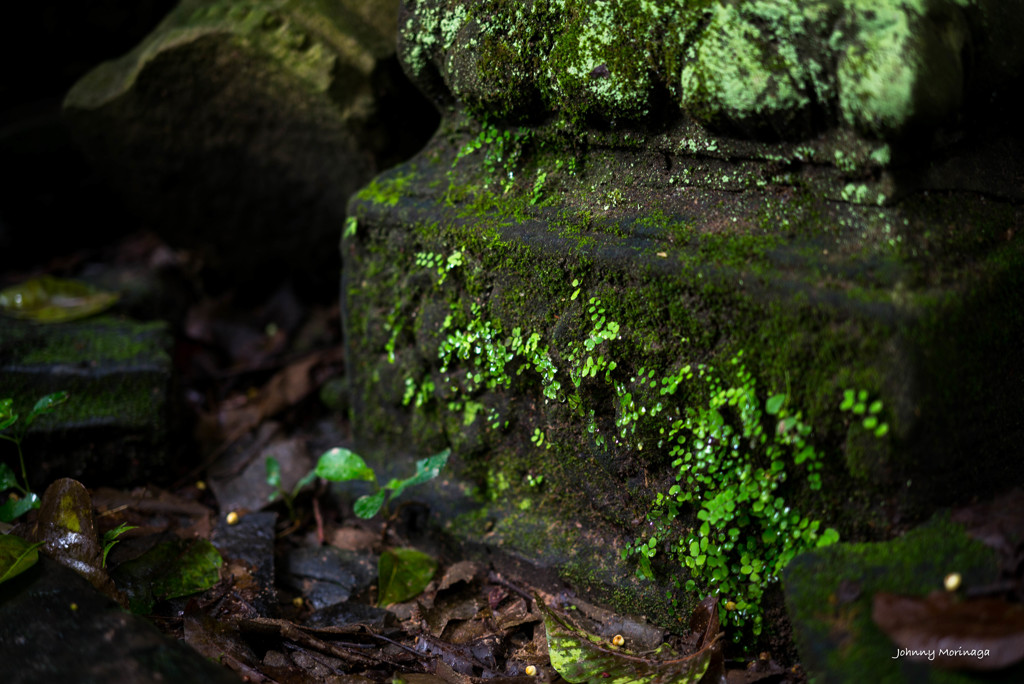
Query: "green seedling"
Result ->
[[0, 391, 69, 522], [265, 456, 319, 522], [314, 447, 450, 519], [101, 522, 138, 568], [314, 447, 449, 607]]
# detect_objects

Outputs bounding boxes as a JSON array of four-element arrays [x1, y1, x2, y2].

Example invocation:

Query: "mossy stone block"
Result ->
[[341, 114, 1024, 633], [782, 513, 1021, 682], [0, 316, 173, 487]]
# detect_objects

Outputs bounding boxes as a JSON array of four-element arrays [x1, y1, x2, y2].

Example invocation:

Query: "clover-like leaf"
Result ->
[[765, 394, 785, 416]]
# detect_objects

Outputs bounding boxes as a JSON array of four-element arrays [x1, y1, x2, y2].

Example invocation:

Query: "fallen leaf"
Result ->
[[378, 547, 437, 606], [437, 561, 483, 592], [30, 478, 124, 604], [872, 591, 1024, 670], [0, 275, 118, 321], [0, 533, 42, 584], [542, 596, 723, 684], [113, 536, 223, 614]]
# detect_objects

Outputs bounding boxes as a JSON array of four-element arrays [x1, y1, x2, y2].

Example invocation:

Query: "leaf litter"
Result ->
[[868, 488, 1024, 672], [2, 238, 806, 684]]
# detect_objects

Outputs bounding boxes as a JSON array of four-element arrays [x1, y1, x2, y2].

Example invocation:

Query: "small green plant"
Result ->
[[0, 391, 69, 522], [840, 388, 889, 437], [101, 522, 137, 568], [447, 120, 533, 200], [266, 456, 318, 522], [314, 447, 450, 519], [624, 355, 838, 639]]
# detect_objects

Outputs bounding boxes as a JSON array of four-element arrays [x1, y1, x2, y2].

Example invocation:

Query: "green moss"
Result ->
[[13, 317, 168, 366], [343, 90, 1024, 642], [783, 512, 1007, 682], [400, 0, 1020, 145]]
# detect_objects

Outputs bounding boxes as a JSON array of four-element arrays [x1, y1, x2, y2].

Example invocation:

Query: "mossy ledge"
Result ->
[[341, 105, 1024, 644]]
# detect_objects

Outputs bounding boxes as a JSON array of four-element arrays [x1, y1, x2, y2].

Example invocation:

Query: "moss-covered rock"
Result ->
[[400, 0, 1023, 143], [783, 512, 1023, 682], [63, 0, 438, 296], [343, 0, 1024, 650], [0, 316, 173, 488], [342, 111, 1024, 640]]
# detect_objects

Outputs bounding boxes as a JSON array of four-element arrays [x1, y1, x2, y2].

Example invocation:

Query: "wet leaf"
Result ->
[[266, 456, 283, 491], [872, 591, 1024, 670], [30, 478, 124, 603], [386, 449, 450, 499], [0, 275, 118, 322], [354, 490, 386, 519], [113, 537, 224, 614], [378, 547, 437, 606], [25, 391, 69, 427], [0, 533, 42, 584], [317, 447, 376, 483], [0, 491, 39, 523], [542, 598, 722, 684], [0, 398, 17, 430], [0, 463, 20, 491]]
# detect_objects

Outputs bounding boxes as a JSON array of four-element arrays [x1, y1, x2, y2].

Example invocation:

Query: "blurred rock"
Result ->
[[63, 0, 438, 299]]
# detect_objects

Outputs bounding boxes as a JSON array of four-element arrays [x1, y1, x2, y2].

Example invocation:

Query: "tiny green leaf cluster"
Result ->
[[448, 120, 533, 198], [394, 254, 841, 639], [624, 355, 838, 639], [840, 388, 889, 437], [415, 250, 464, 286], [0, 391, 69, 522]]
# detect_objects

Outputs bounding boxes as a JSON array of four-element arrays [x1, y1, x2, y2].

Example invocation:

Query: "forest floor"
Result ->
[[3, 229, 806, 683]]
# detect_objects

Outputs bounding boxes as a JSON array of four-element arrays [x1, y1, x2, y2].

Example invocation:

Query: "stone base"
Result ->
[[342, 119, 1024, 633]]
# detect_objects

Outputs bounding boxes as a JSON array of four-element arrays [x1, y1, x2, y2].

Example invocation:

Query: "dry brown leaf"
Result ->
[[872, 591, 1024, 670]]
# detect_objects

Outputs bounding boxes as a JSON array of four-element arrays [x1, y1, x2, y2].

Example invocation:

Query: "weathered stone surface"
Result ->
[[0, 316, 173, 487], [401, 0, 1023, 138], [0, 555, 242, 684], [341, 0, 1024, 645], [63, 0, 437, 295]]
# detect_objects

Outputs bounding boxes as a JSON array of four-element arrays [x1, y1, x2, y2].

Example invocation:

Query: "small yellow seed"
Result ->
[[195, 480, 207, 491], [525, 665, 537, 676], [944, 572, 962, 592], [612, 634, 625, 647], [226, 511, 240, 525], [292, 596, 304, 608], [69, 602, 78, 611], [724, 601, 737, 611]]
